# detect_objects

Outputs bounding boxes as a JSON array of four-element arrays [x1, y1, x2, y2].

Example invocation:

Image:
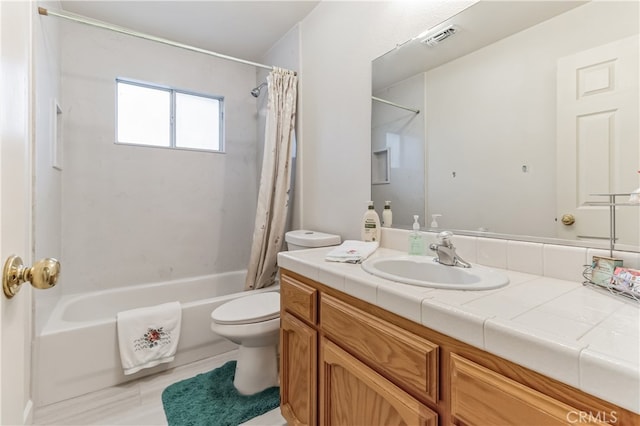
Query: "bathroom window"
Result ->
[[116, 79, 224, 152]]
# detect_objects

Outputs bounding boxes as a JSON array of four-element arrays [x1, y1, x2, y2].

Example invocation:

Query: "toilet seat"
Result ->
[[211, 292, 279, 325]]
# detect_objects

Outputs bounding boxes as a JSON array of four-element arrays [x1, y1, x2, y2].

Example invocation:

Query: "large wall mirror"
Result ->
[[371, 0, 639, 251]]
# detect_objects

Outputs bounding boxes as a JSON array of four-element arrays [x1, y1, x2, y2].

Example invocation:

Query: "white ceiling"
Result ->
[[59, 1, 320, 63]]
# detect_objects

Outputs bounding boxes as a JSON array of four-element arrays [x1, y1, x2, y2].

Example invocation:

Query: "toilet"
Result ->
[[210, 229, 341, 395]]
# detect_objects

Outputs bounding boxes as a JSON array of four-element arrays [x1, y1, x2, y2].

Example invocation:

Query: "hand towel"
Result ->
[[116, 301, 182, 375], [325, 240, 379, 264]]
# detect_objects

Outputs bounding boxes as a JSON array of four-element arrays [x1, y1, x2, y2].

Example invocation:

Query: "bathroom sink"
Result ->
[[361, 256, 509, 290]]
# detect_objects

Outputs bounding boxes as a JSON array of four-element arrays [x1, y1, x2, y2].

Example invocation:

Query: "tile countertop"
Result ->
[[277, 245, 640, 414]]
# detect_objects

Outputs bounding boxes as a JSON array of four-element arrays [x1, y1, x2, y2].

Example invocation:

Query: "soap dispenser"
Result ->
[[408, 215, 425, 255], [382, 201, 393, 228], [430, 214, 442, 229], [630, 170, 640, 204], [361, 201, 381, 242]]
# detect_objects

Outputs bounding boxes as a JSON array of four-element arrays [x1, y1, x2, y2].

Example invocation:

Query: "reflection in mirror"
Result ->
[[371, 1, 639, 251]]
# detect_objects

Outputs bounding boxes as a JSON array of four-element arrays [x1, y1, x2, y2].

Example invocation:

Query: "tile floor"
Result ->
[[33, 350, 287, 426]]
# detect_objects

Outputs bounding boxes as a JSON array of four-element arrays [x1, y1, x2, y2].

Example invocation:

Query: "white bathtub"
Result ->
[[33, 271, 278, 407]]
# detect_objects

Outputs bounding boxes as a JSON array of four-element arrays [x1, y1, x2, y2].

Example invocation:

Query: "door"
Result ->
[[0, 1, 34, 424], [320, 338, 437, 426], [450, 353, 610, 426], [280, 311, 317, 426], [556, 35, 639, 246]]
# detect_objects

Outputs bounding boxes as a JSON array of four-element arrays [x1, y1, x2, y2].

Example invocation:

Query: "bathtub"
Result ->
[[33, 271, 278, 407]]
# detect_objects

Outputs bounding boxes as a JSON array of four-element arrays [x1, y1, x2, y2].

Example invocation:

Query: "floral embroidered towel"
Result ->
[[116, 301, 182, 375], [325, 240, 379, 264]]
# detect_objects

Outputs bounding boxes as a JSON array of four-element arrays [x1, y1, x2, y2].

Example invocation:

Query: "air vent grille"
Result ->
[[421, 25, 458, 47]]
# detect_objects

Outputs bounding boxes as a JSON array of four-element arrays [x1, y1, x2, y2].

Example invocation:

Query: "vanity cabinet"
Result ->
[[279, 269, 638, 426]]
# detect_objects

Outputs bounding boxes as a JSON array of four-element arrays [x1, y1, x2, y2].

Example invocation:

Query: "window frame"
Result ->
[[115, 78, 225, 153]]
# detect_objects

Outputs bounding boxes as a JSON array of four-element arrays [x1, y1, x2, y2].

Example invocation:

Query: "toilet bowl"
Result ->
[[210, 292, 280, 395], [210, 230, 340, 395]]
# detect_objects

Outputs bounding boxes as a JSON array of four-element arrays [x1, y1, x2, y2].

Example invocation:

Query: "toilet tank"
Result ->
[[285, 230, 341, 251]]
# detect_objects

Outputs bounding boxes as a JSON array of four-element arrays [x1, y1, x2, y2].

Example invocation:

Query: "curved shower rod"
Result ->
[[38, 7, 296, 75]]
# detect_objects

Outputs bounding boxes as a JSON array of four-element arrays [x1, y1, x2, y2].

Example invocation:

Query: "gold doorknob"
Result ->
[[561, 214, 576, 226], [3, 255, 60, 298]]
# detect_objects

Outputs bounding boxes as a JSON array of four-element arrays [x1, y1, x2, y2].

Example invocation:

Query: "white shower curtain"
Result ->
[[244, 67, 298, 290]]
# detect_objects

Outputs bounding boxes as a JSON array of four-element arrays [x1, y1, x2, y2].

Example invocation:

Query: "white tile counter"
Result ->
[[277, 239, 640, 414]]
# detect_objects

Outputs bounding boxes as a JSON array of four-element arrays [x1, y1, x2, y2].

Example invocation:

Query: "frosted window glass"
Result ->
[[175, 93, 221, 151], [117, 83, 170, 147], [115, 79, 223, 153]]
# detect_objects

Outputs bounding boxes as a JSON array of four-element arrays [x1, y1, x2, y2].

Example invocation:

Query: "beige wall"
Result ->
[[295, 1, 474, 240]]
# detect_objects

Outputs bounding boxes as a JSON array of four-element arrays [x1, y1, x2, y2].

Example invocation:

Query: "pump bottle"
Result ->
[[382, 201, 393, 228], [361, 201, 381, 242], [408, 215, 425, 255], [630, 170, 640, 204]]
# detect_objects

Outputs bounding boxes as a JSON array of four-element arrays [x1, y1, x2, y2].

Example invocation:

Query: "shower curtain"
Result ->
[[245, 67, 298, 290]]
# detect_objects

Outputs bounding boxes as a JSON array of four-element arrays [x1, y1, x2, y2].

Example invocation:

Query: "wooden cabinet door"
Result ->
[[450, 353, 611, 426], [280, 311, 317, 426], [321, 294, 439, 404], [320, 337, 438, 426]]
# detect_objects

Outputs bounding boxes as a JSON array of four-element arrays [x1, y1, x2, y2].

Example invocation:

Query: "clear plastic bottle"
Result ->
[[361, 201, 381, 242], [630, 170, 640, 204], [382, 201, 393, 228], [430, 214, 442, 229], [408, 215, 425, 255]]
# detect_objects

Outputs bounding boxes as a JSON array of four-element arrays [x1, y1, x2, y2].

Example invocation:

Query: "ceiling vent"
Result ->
[[420, 25, 458, 47]]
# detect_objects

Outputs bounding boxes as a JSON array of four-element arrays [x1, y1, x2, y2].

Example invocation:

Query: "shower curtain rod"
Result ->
[[372, 96, 420, 114], [38, 7, 290, 74]]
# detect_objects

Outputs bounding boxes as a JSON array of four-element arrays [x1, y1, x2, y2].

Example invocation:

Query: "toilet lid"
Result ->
[[211, 292, 280, 325]]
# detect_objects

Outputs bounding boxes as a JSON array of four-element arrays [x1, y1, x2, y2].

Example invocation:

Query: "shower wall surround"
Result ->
[[34, 0, 63, 301], [59, 21, 259, 294]]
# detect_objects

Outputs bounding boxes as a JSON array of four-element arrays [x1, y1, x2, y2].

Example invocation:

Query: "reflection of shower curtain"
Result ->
[[245, 68, 298, 290]]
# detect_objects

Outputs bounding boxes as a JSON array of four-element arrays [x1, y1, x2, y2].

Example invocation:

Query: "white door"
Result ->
[[0, 1, 34, 424], [556, 35, 640, 247]]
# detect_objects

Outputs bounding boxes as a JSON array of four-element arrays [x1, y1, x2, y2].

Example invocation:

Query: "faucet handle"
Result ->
[[437, 231, 453, 243]]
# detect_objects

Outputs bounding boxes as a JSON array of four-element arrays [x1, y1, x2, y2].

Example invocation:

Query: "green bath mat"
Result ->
[[161, 361, 280, 426]]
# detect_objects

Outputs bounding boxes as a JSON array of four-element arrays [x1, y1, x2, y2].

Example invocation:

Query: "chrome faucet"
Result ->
[[429, 231, 471, 268]]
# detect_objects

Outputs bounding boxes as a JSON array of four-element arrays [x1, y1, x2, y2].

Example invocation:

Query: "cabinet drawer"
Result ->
[[281, 273, 318, 324], [320, 294, 439, 404], [450, 353, 610, 426]]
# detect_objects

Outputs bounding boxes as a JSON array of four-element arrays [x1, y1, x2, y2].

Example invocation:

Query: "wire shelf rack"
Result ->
[[582, 265, 639, 302], [583, 193, 639, 257]]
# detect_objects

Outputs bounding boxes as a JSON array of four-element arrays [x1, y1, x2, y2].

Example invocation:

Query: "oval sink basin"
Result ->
[[361, 256, 509, 290]]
